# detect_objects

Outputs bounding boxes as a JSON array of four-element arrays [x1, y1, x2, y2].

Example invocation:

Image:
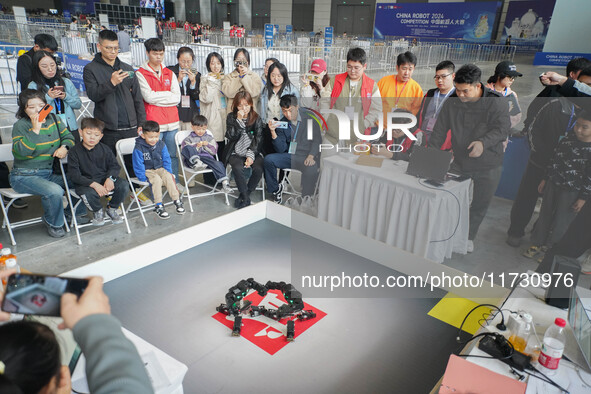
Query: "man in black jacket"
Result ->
[[430, 64, 511, 252], [83, 30, 146, 160], [16, 34, 58, 92], [506, 58, 591, 247]]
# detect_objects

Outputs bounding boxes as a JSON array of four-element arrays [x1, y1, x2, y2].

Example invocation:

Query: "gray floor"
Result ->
[[104, 220, 459, 394]]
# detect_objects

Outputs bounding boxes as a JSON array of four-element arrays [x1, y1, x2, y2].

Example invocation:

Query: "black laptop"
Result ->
[[406, 145, 453, 183]]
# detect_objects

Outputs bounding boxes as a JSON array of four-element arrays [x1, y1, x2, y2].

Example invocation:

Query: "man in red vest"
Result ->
[[136, 38, 182, 186], [326, 47, 382, 148]]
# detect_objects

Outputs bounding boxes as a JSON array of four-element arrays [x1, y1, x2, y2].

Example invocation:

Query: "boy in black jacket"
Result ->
[[67, 118, 129, 226], [524, 110, 591, 261]]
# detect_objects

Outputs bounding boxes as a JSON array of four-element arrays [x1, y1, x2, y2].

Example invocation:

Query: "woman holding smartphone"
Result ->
[[224, 91, 263, 209], [222, 48, 262, 115], [28, 51, 82, 143], [168, 46, 201, 131], [9, 89, 83, 239], [300, 58, 332, 110], [200, 52, 227, 156], [259, 62, 300, 155]]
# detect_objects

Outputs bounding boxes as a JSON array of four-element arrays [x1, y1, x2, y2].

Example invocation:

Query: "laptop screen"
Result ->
[[406, 146, 453, 183], [568, 288, 591, 369]]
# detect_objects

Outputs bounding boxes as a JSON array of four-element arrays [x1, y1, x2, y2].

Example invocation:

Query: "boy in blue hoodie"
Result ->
[[132, 121, 185, 219]]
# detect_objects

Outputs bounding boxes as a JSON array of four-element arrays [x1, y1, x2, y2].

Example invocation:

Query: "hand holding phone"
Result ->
[[59, 277, 110, 330], [53, 86, 64, 92], [274, 121, 289, 129], [38, 104, 53, 123]]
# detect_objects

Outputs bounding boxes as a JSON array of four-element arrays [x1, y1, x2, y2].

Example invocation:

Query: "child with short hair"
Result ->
[[132, 120, 185, 219], [524, 110, 591, 260], [181, 114, 232, 194], [67, 117, 129, 225]]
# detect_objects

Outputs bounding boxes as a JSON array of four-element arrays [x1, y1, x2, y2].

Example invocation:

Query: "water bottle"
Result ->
[[538, 317, 566, 375], [0, 247, 18, 286]]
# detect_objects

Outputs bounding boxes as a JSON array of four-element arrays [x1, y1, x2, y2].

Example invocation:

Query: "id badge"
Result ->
[[220, 96, 227, 109], [345, 106, 355, 121], [181, 95, 191, 108], [426, 117, 437, 131], [288, 141, 297, 154]]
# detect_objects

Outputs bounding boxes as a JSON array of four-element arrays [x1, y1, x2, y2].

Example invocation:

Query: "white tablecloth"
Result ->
[[317, 154, 470, 263]]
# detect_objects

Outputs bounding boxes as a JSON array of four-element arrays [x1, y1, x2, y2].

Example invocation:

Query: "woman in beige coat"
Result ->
[[200, 52, 227, 155], [222, 48, 262, 115]]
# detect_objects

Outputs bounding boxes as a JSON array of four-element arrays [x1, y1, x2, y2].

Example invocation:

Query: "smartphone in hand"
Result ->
[[1, 273, 88, 317], [53, 86, 64, 92], [38, 104, 54, 123]]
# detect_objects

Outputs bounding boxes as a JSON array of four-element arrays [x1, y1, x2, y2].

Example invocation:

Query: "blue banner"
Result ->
[[324, 26, 333, 47], [62, 0, 94, 15], [501, 0, 556, 52], [264, 24, 274, 48], [374, 2, 501, 42], [64, 54, 90, 91], [533, 52, 591, 67], [286, 25, 293, 33]]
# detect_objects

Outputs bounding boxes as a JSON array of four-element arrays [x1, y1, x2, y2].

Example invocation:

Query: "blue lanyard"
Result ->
[[567, 105, 576, 131], [54, 97, 62, 113], [434, 88, 454, 116], [290, 121, 300, 142]]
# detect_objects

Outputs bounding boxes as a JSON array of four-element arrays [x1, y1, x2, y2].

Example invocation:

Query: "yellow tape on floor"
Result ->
[[428, 293, 492, 335]]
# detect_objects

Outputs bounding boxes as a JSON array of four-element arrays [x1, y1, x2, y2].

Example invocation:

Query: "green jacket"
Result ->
[[12, 115, 74, 169]]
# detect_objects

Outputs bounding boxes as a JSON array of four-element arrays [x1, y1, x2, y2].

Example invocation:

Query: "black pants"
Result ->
[[451, 164, 503, 241], [536, 202, 591, 273], [102, 128, 138, 178], [507, 160, 545, 238], [228, 155, 263, 196], [75, 178, 129, 212]]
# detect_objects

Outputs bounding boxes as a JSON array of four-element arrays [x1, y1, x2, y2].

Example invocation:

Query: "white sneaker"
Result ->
[[467, 240, 474, 253], [222, 181, 233, 194]]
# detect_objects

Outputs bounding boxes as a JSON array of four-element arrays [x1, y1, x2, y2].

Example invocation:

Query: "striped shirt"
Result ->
[[233, 119, 255, 160], [12, 115, 74, 169]]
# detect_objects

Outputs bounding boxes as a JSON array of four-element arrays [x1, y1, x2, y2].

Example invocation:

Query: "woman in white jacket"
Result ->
[[200, 52, 227, 156]]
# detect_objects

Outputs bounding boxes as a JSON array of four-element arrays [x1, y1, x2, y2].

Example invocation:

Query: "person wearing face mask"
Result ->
[[300, 58, 332, 110], [28, 51, 82, 143], [222, 48, 262, 114], [259, 61, 300, 155], [168, 46, 201, 131]]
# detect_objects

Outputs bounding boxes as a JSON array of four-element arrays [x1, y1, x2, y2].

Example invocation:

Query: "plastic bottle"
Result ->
[[538, 318, 567, 375], [0, 247, 18, 286], [509, 313, 533, 353]]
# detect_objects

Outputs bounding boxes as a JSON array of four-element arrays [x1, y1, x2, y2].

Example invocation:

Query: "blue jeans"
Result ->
[[159, 128, 179, 181], [9, 168, 84, 229]]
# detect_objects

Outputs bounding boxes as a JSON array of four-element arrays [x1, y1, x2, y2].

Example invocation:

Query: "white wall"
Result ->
[[313, 0, 331, 32], [270, 0, 291, 27], [543, 0, 591, 53], [239, 0, 252, 30]]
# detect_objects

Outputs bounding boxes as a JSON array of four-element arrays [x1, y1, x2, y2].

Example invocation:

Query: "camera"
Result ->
[[234, 60, 248, 68], [53, 54, 71, 79]]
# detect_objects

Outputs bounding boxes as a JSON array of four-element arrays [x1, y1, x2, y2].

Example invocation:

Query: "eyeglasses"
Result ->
[[101, 45, 119, 52], [433, 73, 452, 81]]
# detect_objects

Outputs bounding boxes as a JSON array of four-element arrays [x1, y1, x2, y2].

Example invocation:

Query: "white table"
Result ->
[[317, 154, 470, 263]]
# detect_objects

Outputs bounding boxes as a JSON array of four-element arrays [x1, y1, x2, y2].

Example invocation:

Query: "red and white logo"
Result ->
[[212, 289, 326, 355]]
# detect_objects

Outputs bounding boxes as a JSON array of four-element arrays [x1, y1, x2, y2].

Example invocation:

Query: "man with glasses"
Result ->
[[83, 29, 146, 171]]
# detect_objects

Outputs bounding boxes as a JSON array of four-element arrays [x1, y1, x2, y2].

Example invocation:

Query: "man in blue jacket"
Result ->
[[263, 95, 322, 203]]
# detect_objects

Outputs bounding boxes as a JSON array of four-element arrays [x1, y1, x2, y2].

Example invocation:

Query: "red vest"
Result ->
[[137, 66, 179, 126], [330, 72, 375, 135]]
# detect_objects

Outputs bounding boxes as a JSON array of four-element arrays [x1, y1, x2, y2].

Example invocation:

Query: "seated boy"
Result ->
[[180, 114, 232, 194], [67, 117, 128, 226], [132, 120, 185, 219], [524, 109, 591, 261]]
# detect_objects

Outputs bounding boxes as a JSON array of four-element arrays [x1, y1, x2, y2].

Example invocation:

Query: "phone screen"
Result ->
[[1, 274, 88, 317]]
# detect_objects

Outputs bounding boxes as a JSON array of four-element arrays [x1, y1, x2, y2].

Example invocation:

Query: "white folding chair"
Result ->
[[0, 144, 69, 245], [175, 129, 230, 212], [59, 159, 131, 245], [278, 168, 302, 200], [115, 138, 149, 227]]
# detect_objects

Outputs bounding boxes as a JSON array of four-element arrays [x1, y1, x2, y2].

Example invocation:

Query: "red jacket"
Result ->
[[331, 72, 375, 135], [137, 64, 180, 130]]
